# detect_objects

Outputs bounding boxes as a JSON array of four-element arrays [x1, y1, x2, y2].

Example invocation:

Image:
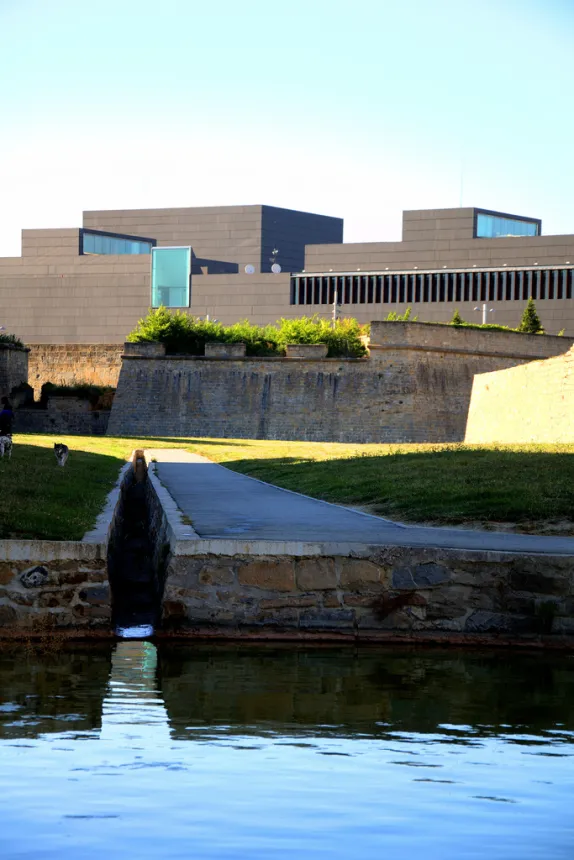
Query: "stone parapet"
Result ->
[[285, 343, 328, 359], [124, 341, 166, 357], [204, 342, 246, 358]]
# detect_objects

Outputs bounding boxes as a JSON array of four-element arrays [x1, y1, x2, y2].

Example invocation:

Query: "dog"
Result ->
[[54, 443, 69, 467], [0, 435, 12, 459]]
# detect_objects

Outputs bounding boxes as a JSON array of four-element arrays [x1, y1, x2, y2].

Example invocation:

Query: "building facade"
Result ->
[[1, 204, 574, 344]]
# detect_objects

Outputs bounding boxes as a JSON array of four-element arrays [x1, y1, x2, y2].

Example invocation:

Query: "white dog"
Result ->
[[0, 436, 12, 459]]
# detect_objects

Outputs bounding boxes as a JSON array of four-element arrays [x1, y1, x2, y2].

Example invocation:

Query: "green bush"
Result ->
[[451, 309, 464, 325], [0, 333, 24, 348], [40, 383, 115, 409], [385, 307, 418, 322], [127, 309, 368, 358]]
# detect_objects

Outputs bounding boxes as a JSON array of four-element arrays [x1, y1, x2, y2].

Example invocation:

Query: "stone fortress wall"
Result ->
[[465, 345, 574, 444], [107, 322, 573, 444], [0, 343, 28, 400]]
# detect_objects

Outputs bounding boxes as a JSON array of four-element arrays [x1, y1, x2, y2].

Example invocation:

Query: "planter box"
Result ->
[[124, 341, 166, 357], [204, 342, 246, 358], [285, 343, 328, 359]]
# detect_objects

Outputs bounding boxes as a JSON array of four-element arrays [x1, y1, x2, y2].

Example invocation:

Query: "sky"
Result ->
[[0, 0, 573, 256]]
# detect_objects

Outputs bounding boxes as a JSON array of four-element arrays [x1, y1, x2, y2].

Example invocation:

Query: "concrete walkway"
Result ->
[[147, 450, 574, 556]]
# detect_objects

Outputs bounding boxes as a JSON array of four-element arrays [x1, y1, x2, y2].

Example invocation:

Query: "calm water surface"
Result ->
[[0, 644, 573, 859]]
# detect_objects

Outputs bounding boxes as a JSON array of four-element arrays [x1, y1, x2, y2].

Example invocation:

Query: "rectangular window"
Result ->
[[475, 212, 540, 239], [151, 247, 191, 308], [82, 230, 155, 255]]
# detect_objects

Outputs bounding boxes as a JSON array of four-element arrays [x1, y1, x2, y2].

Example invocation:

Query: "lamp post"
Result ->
[[474, 303, 494, 325], [331, 290, 342, 327]]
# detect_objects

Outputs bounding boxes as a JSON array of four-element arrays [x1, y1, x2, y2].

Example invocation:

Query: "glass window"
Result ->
[[81, 230, 154, 255], [476, 213, 539, 239], [151, 247, 191, 308]]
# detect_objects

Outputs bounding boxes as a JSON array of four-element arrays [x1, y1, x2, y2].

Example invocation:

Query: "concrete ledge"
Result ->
[[0, 540, 105, 562], [286, 343, 328, 359], [83, 461, 132, 544]]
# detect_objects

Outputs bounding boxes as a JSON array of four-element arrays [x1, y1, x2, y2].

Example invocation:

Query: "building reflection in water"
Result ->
[[100, 641, 170, 744]]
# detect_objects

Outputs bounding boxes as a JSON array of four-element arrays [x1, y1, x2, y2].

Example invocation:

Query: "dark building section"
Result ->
[[260, 205, 343, 273]]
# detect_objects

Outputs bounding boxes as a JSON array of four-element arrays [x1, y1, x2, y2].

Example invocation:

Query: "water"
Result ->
[[0, 644, 573, 860]]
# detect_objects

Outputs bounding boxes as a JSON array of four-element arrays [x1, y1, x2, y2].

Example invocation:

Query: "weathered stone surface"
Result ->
[[323, 594, 341, 607], [0, 604, 18, 626], [296, 559, 337, 591], [259, 597, 318, 609], [340, 559, 385, 591], [238, 560, 295, 591], [299, 609, 354, 629], [392, 562, 451, 589], [163, 600, 187, 619], [510, 568, 570, 596], [199, 563, 235, 586], [20, 566, 49, 588], [343, 595, 376, 607], [0, 564, 15, 585], [78, 585, 110, 605]]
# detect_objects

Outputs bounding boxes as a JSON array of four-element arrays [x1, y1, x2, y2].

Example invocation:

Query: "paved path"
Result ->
[[147, 450, 574, 555]]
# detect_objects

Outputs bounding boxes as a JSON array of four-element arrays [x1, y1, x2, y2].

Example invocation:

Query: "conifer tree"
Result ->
[[519, 297, 544, 334], [451, 309, 464, 326]]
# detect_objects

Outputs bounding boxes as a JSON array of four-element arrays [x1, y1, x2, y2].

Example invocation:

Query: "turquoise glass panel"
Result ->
[[151, 247, 191, 307], [82, 231, 153, 255], [476, 213, 539, 239]]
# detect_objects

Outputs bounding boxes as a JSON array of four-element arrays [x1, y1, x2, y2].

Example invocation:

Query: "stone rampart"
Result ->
[[0, 343, 28, 400], [107, 323, 573, 443], [15, 406, 110, 436], [27, 344, 123, 396], [465, 345, 574, 444]]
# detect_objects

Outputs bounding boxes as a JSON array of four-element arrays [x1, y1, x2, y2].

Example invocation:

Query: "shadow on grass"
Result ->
[[120, 435, 247, 447], [221, 448, 574, 526], [0, 443, 125, 541]]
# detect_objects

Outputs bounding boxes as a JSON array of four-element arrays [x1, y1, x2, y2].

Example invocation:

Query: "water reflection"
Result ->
[[0, 644, 573, 860]]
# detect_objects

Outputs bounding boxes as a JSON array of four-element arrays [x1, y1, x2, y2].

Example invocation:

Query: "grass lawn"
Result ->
[[3, 435, 574, 540]]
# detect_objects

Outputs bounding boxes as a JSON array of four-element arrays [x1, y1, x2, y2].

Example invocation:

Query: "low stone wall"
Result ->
[[0, 343, 28, 400], [465, 346, 574, 444], [160, 545, 574, 639], [15, 407, 110, 436], [27, 344, 123, 396], [0, 542, 110, 630]]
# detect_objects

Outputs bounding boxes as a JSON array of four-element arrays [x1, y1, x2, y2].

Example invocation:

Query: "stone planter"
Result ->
[[124, 341, 166, 357], [285, 343, 328, 359], [204, 342, 246, 358]]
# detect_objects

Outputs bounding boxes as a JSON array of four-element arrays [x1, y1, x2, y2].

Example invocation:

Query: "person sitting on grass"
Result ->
[[0, 397, 14, 436]]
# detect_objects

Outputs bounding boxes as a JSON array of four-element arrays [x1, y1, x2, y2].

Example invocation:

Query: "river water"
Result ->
[[0, 644, 573, 859]]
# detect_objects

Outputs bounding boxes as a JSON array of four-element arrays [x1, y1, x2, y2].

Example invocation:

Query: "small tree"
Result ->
[[519, 298, 544, 334], [385, 307, 418, 322], [451, 309, 464, 326]]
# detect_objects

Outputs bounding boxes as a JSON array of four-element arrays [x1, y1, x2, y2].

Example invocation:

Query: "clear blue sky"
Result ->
[[1, 0, 573, 256]]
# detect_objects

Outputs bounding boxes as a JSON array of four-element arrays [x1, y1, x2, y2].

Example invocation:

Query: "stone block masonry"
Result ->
[[27, 344, 123, 396], [160, 547, 574, 639], [0, 343, 28, 400], [465, 345, 574, 444], [0, 542, 110, 630], [108, 322, 573, 444]]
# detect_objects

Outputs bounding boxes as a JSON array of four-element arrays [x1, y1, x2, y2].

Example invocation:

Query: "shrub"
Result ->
[[0, 332, 24, 348], [385, 307, 418, 322], [40, 383, 115, 410], [451, 309, 464, 326], [519, 297, 544, 334], [127, 309, 368, 358]]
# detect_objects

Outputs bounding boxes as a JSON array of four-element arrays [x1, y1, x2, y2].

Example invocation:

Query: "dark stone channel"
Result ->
[[107, 455, 161, 631]]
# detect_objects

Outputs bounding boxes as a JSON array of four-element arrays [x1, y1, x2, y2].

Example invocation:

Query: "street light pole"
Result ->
[[474, 303, 494, 324]]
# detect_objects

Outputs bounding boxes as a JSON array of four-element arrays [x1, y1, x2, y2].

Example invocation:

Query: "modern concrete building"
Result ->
[[1, 204, 574, 343]]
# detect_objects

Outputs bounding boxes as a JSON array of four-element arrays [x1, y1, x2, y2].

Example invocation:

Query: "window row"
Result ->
[[82, 231, 155, 256], [475, 213, 539, 239], [291, 268, 574, 306]]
